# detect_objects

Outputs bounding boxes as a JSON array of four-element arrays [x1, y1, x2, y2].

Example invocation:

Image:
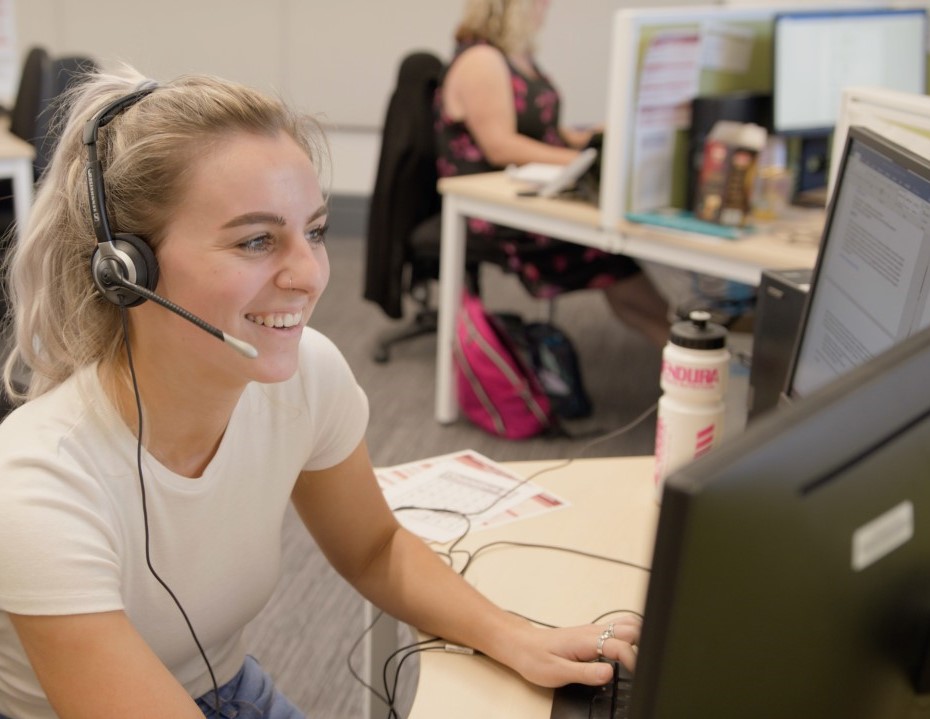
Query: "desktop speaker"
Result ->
[[747, 268, 811, 421]]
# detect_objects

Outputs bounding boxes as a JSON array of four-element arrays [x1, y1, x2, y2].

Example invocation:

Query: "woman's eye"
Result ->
[[307, 223, 329, 246], [240, 234, 272, 253]]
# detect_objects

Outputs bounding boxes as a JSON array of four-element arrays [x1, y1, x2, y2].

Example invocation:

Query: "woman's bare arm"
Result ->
[[10, 610, 205, 719]]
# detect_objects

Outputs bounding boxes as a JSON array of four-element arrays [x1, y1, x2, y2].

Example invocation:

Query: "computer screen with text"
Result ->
[[786, 125, 930, 400]]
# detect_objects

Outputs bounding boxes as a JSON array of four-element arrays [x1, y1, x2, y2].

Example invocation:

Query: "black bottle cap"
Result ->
[[669, 310, 727, 350]]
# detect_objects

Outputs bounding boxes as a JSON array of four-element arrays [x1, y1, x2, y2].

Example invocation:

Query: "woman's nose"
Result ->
[[277, 235, 328, 293]]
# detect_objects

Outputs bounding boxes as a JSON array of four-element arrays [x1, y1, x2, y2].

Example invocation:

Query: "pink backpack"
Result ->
[[453, 293, 553, 439]]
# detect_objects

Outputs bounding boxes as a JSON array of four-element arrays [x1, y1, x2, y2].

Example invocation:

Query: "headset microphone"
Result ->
[[95, 259, 258, 359]]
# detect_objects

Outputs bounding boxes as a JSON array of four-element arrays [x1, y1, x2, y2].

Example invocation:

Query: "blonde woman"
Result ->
[[0, 65, 638, 719]]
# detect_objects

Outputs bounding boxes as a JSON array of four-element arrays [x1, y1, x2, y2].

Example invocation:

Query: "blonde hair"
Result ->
[[454, 0, 538, 56], [2, 65, 328, 403]]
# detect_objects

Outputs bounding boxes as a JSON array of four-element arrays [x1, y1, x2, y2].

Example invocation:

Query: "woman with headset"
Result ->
[[0, 66, 638, 718], [437, 0, 670, 347]]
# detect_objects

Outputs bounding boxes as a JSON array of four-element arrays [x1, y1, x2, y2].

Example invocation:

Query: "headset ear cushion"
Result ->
[[90, 233, 160, 308]]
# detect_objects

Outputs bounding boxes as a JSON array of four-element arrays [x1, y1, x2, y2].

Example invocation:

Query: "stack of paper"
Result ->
[[376, 450, 568, 543]]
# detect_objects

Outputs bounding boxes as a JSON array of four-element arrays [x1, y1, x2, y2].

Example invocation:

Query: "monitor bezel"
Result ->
[[781, 124, 930, 403]]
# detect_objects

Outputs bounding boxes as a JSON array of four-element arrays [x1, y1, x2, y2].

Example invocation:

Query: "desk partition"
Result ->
[[601, 5, 776, 228], [599, 3, 930, 228]]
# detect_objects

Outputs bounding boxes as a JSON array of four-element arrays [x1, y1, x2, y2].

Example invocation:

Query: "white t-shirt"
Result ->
[[0, 327, 369, 719]]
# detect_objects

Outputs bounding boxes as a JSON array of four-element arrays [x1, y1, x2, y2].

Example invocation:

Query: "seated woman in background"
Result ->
[[437, 0, 670, 347]]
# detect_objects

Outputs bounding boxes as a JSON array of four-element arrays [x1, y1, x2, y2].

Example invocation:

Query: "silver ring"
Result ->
[[595, 623, 615, 656], [596, 627, 612, 656]]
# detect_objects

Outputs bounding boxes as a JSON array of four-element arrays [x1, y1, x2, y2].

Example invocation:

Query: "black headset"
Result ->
[[83, 82, 159, 308]]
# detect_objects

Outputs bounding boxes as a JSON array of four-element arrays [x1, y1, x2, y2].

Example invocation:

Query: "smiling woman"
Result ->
[[131, 129, 331, 389], [0, 65, 639, 719]]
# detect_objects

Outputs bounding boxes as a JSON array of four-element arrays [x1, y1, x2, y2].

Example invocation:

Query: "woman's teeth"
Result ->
[[245, 312, 302, 328]]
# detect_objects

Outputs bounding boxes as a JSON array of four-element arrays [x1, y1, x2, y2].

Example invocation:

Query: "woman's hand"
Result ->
[[561, 124, 603, 150], [499, 616, 641, 688]]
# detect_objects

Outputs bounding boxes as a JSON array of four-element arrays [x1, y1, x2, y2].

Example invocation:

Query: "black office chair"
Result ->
[[6, 50, 97, 184], [0, 52, 97, 349], [9, 47, 55, 180], [0, 48, 54, 322], [36, 55, 99, 178], [364, 51, 500, 363]]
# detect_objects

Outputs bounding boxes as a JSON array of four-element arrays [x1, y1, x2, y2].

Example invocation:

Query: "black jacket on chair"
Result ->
[[364, 52, 444, 320]]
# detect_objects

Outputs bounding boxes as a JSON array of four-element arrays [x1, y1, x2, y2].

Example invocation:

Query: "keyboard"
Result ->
[[549, 660, 633, 719]]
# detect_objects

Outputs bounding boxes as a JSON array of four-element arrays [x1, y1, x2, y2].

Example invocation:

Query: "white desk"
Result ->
[[0, 129, 35, 238], [435, 172, 823, 423], [407, 455, 658, 718]]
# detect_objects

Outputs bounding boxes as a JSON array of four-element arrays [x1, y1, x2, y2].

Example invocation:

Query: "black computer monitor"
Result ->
[[783, 125, 930, 402], [632, 323, 930, 718], [771, 7, 926, 193]]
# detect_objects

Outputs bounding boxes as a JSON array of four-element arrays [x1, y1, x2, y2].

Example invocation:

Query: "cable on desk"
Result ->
[[390, 506, 472, 568], [396, 402, 660, 566], [384, 640, 447, 719], [592, 608, 644, 623], [382, 634, 487, 719], [346, 611, 479, 719], [459, 539, 651, 578], [350, 402, 660, 716], [385, 538, 651, 699], [380, 607, 647, 717], [346, 608, 393, 709], [474, 401, 659, 519]]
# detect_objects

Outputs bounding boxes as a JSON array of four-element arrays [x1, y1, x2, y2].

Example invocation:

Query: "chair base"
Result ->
[[372, 308, 438, 363]]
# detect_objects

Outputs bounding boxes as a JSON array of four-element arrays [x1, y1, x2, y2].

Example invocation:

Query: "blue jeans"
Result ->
[[195, 655, 305, 719]]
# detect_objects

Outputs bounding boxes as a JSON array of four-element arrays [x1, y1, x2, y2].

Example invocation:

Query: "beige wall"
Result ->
[[12, 0, 902, 194]]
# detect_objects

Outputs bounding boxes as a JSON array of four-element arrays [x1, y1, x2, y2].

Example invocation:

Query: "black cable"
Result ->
[[396, 402, 661, 571], [383, 637, 444, 715], [444, 402, 660, 569], [344, 610, 448, 718], [119, 308, 221, 713], [463, 401, 660, 524], [345, 608, 393, 708], [494, 400, 660, 503], [386, 645, 446, 719], [592, 608, 644, 623], [390, 506, 472, 567], [348, 402, 660, 714], [368, 539, 649, 718], [459, 540, 651, 578]]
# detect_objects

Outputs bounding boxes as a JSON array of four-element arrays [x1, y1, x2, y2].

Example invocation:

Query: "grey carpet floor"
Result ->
[[242, 229, 673, 718]]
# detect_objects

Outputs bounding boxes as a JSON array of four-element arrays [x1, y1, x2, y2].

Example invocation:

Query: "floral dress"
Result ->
[[435, 43, 640, 298]]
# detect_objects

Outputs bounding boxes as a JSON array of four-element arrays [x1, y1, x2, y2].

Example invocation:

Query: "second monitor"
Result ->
[[772, 7, 927, 195]]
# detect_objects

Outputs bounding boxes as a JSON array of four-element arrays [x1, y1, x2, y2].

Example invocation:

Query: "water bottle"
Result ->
[[654, 310, 730, 499]]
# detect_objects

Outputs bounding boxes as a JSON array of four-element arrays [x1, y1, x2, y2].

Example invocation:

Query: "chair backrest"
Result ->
[[9, 47, 54, 150], [364, 51, 444, 319], [51, 55, 99, 96], [35, 55, 100, 178], [7, 48, 95, 180]]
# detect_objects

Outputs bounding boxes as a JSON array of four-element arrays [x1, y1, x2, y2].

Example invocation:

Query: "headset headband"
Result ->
[[83, 80, 159, 249]]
